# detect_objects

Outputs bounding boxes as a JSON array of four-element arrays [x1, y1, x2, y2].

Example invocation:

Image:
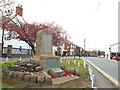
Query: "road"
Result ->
[[85, 57, 119, 88]]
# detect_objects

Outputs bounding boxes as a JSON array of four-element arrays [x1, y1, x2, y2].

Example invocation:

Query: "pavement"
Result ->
[[0, 57, 30, 63], [90, 64, 118, 88], [84, 57, 119, 88]]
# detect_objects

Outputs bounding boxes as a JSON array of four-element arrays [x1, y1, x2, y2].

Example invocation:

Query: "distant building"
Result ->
[[62, 40, 82, 56], [109, 43, 120, 59], [107, 25, 120, 59]]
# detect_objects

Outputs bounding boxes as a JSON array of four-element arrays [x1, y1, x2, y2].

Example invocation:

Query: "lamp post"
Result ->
[[84, 39, 86, 57]]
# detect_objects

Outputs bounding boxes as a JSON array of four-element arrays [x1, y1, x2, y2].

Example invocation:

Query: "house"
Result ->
[[108, 43, 120, 59], [0, 5, 32, 58], [62, 40, 82, 56]]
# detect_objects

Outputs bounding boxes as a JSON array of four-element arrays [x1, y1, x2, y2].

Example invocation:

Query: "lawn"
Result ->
[[2, 84, 14, 88], [1, 61, 21, 68], [62, 58, 84, 66], [60, 63, 89, 75]]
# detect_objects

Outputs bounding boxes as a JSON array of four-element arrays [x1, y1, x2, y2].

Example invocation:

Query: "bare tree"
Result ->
[[0, 0, 15, 55], [0, 0, 15, 28]]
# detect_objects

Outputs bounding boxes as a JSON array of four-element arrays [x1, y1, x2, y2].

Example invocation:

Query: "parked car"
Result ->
[[117, 56, 120, 61], [113, 56, 120, 61]]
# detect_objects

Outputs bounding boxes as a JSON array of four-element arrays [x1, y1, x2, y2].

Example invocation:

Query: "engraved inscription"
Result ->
[[42, 34, 52, 52], [47, 58, 59, 68]]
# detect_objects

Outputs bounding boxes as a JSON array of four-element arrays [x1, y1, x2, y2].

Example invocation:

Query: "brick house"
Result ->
[[63, 40, 82, 56]]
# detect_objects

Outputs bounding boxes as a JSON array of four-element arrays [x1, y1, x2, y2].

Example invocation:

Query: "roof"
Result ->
[[110, 43, 120, 46]]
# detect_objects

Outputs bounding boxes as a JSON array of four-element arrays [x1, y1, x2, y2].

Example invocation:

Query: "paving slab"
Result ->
[[52, 75, 79, 85]]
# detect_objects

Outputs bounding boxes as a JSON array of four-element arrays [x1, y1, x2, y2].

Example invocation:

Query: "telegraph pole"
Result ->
[[84, 38, 86, 57]]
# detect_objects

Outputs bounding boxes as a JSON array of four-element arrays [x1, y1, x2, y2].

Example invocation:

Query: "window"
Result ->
[[70, 51, 72, 55], [3, 47, 7, 54]]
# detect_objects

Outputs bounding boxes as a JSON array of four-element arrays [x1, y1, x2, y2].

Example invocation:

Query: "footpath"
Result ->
[[0, 57, 30, 63], [84, 57, 119, 88]]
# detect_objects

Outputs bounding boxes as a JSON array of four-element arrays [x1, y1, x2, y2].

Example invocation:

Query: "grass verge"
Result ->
[[1, 61, 21, 68], [60, 63, 89, 75], [62, 58, 84, 66]]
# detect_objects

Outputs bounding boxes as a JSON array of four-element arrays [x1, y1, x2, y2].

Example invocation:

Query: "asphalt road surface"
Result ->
[[85, 57, 119, 88]]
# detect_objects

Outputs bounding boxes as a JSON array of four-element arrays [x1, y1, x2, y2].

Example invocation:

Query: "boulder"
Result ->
[[44, 75, 52, 84], [24, 75, 31, 82], [29, 75, 38, 83], [14, 65, 20, 68], [12, 71, 18, 79], [33, 63, 39, 68], [65, 67, 75, 74], [74, 69, 80, 76], [8, 65, 20, 71], [26, 63, 33, 67], [3, 69, 10, 75], [2, 68, 8, 72], [29, 69, 34, 72], [60, 65, 66, 70], [37, 75, 45, 83], [35, 66, 43, 72], [24, 72, 31, 75], [17, 72, 25, 81], [20, 67, 28, 72], [5, 70, 11, 76], [8, 71, 14, 78], [19, 63, 26, 67]]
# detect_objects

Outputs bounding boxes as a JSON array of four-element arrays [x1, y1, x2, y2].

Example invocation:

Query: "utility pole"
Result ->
[[84, 38, 86, 57]]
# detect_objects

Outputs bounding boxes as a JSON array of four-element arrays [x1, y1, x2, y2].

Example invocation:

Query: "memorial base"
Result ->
[[32, 55, 60, 69]]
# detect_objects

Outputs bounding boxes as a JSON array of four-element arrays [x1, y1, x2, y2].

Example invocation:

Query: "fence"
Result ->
[[3, 47, 32, 55]]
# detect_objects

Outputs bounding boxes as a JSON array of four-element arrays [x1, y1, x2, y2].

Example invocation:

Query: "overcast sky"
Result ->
[[10, 0, 119, 51]]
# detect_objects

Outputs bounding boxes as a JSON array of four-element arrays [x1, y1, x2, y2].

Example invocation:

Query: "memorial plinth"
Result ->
[[32, 30, 60, 69]]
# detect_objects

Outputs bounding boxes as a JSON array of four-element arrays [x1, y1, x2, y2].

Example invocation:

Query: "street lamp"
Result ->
[[84, 39, 86, 57]]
